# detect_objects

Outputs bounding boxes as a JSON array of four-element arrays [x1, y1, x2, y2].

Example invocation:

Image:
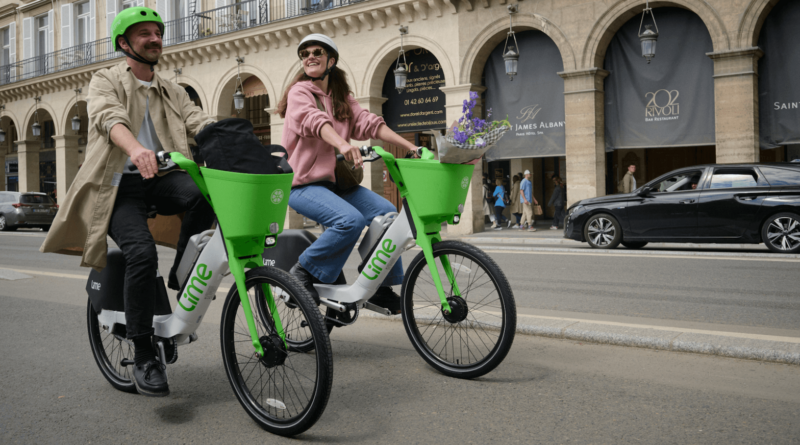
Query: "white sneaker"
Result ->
[[550, 226, 558, 230], [511, 224, 519, 229], [494, 226, 503, 231], [491, 221, 497, 229], [507, 220, 513, 228]]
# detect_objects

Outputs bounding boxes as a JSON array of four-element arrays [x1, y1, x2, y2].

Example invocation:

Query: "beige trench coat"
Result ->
[[40, 61, 215, 271], [509, 179, 523, 214]]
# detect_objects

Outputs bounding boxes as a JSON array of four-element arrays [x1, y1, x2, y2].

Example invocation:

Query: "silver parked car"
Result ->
[[0, 192, 58, 231]]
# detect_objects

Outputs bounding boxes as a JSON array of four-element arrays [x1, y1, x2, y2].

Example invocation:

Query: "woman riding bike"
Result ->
[[276, 34, 418, 314]]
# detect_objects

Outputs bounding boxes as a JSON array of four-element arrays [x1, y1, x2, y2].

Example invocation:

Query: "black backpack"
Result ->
[[195, 118, 291, 174]]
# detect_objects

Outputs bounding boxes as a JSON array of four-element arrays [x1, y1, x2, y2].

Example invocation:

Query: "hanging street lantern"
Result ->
[[31, 97, 42, 138], [638, 1, 659, 64], [502, 5, 520, 81], [394, 26, 409, 93], [234, 57, 246, 113], [0, 104, 5, 143], [72, 88, 82, 132]]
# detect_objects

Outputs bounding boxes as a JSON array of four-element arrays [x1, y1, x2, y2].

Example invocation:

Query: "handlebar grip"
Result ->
[[126, 151, 171, 172], [335, 153, 345, 162]]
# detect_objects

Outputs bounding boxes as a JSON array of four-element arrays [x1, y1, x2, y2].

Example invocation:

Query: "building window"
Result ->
[[121, 0, 137, 11], [246, 95, 269, 126], [1, 27, 9, 66], [42, 120, 55, 149], [75, 1, 91, 46]]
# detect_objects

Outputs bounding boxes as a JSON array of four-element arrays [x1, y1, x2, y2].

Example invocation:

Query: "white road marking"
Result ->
[[478, 248, 800, 263]]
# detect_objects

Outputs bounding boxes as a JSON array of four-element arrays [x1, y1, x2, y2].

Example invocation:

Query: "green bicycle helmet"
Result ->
[[111, 7, 164, 70]]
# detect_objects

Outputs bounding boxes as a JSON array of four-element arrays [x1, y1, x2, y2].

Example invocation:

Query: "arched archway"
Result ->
[[0, 114, 20, 191], [214, 69, 274, 145], [583, 1, 729, 69], [212, 65, 276, 118], [603, 6, 716, 189], [738, 0, 782, 48], [362, 35, 455, 99], [461, 13, 575, 85], [756, 0, 800, 161]]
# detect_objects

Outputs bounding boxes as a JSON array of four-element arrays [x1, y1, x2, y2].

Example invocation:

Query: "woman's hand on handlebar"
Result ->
[[337, 143, 363, 169]]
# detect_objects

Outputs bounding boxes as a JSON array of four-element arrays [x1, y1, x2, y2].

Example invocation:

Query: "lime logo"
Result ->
[[271, 189, 284, 204], [178, 263, 212, 312], [361, 239, 397, 280], [461, 177, 469, 189]]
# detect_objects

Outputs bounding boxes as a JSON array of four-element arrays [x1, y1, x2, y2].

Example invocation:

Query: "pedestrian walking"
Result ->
[[620, 164, 637, 193], [519, 170, 538, 231], [509, 174, 522, 228], [483, 174, 497, 228], [493, 179, 509, 230], [549, 176, 566, 229]]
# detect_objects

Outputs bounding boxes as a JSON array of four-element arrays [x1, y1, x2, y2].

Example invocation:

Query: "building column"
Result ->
[[439, 84, 486, 236], [265, 108, 304, 229], [53, 135, 81, 197], [708, 48, 763, 164], [558, 68, 609, 207], [353, 96, 389, 195], [0, 151, 5, 191], [16, 140, 40, 193]]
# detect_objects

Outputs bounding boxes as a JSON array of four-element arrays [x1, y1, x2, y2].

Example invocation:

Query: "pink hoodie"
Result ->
[[282, 81, 386, 187]]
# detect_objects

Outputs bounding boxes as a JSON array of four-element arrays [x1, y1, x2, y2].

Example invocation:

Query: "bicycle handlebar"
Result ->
[[125, 151, 173, 172], [334, 146, 433, 162]]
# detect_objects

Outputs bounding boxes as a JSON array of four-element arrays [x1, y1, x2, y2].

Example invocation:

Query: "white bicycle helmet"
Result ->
[[298, 34, 338, 81]]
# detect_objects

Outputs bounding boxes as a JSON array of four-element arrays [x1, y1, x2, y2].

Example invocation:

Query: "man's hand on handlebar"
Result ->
[[130, 146, 159, 179]]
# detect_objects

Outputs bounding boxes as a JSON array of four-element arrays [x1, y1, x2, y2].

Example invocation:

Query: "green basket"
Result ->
[[200, 167, 293, 256], [395, 159, 475, 224]]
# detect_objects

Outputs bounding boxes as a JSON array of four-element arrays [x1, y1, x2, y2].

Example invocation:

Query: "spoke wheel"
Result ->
[[256, 290, 332, 353], [584, 214, 622, 249], [762, 212, 800, 254], [86, 299, 137, 393], [220, 267, 332, 437], [402, 241, 516, 379]]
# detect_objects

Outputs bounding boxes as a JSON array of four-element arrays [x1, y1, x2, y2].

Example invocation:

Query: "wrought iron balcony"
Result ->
[[0, 0, 365, 87]]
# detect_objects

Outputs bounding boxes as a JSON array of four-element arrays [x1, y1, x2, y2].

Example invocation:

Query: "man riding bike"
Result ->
[[40, 7, 216, 397], [276, 34, 419, 314]]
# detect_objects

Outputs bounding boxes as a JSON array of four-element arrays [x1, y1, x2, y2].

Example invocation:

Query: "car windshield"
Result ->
[[20, 195, 55, 204], [651, 171, 703, 193]]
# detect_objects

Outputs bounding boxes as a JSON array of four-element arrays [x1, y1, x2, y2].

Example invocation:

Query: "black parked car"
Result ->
[[564, 163, 800, 253], [0, 192, 58, 231]]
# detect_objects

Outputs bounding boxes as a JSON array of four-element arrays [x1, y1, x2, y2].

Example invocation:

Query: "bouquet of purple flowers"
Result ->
[[445, 91, 511, 150]]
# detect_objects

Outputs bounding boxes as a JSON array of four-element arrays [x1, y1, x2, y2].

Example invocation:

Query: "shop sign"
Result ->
[[483, 30, 566, 161], [382, 49, 446, 132], [758, 0, 800, 148], [604, 7, 715, 150]]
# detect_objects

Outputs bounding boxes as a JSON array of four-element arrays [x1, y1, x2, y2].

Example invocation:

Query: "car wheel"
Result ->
[[621, 241, 648, 249], [0, 215, 15, 232], [762, 212, 800, 254], [584, 214, 622, 249]]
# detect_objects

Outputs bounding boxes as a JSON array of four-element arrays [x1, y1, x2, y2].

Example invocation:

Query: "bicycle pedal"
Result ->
[[121, 358, 135, 367], [364, 302, 393, 316]]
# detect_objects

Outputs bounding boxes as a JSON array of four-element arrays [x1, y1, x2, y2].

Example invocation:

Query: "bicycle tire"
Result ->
[[86, 298, 137, 393], [401, 241, 516, 379], [220, 267, 333, 436]]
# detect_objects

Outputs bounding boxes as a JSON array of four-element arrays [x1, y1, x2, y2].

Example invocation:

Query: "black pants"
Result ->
[[553, 205, 565, 228], [494, 205, 508, 224], [107, 172, 215, 339]]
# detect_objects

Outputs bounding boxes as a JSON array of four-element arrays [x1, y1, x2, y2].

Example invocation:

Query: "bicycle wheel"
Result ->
[[220, 267, 333, 436], [255, 291, 332, 353], [402, 241, 516, 379], [86, 299, 137, 393]]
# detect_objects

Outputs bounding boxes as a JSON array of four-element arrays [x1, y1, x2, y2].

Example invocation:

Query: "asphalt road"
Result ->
[[2, 230, 799, 338], [1, 293, 799, 444]]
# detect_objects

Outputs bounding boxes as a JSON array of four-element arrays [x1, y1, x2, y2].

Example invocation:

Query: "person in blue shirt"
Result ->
[[519, 170, 538, 231], [492, 179, 509, 230]]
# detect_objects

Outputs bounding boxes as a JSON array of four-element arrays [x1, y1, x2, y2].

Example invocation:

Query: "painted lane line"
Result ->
[[477, 248, 800, 262]]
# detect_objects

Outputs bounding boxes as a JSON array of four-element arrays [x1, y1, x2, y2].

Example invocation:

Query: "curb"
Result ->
[[360, 312, 800, 366], [449, 240, 800, 260]]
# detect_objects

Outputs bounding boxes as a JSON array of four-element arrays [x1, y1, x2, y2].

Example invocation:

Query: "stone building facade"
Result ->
[[0, 0, 792, 234]]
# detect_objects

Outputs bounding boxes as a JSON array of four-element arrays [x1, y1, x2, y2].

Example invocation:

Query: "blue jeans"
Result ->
[[288, 184, 403, 286]]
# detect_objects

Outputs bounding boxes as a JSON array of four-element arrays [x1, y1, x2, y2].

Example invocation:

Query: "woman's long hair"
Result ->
[[276, 65, 354, 122]]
